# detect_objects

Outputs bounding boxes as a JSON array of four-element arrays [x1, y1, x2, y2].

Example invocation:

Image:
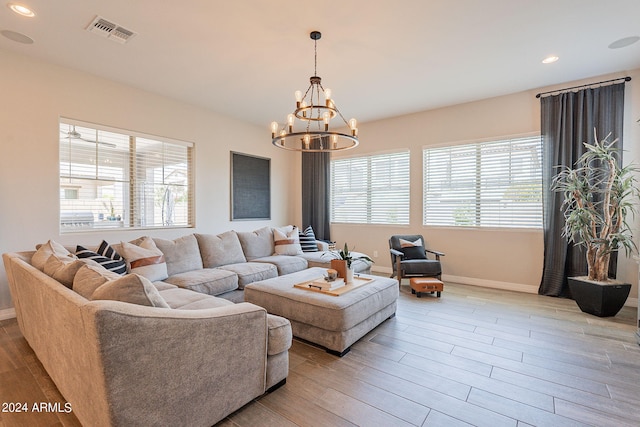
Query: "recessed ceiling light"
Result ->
[[542, 56, 559, 64], [608, 36, 640, 49], [7, 3, 35, 17], [1, 29, 33, 44]]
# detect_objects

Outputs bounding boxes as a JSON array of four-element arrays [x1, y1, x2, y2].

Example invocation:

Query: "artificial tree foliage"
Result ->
[[553, 132, 640, 282]]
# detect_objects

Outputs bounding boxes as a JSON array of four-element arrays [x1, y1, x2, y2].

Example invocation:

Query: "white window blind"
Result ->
[[331, 150, 410, 225], [423, 135, 542, 228], [60, 120, 194, 232]]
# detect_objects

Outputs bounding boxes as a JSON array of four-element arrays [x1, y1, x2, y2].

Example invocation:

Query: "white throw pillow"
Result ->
[[119, 237, 168, 282], [273, 226, 303, 256]]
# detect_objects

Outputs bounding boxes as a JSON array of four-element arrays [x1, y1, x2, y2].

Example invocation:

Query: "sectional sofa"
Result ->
[[3, 225, 372, 426]]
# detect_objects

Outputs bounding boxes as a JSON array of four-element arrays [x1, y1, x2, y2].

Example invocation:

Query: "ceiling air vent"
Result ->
[[86, 16, 136, 44]]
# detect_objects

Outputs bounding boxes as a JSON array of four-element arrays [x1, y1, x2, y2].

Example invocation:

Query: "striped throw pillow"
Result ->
[[298, 225, 318, 252], [76, 243, 127, 275]]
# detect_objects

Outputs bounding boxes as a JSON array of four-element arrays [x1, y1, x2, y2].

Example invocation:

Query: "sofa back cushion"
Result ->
[[153, 234, 203, 276], [195, 231, 247, 268], [32, 240, 72, 271], [236, 226, 275, 260], [43, 254, 91, 288], [91, 273, 170, 308], [73, 263, 122, 299]]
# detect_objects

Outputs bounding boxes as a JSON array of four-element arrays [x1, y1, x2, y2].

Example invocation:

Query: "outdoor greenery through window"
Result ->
[[423, 135, 542, 228], [59, 119, 194, 232], [331, 150, 410, 225]]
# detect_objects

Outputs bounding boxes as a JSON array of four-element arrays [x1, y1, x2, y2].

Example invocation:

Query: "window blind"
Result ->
[[423, 135, 542, 228], [59, 120, 193, 232], [331, 150, 410, 225]]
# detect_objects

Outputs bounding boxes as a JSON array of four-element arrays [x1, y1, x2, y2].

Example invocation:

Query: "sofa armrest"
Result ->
[[87, 301, 269, 426]]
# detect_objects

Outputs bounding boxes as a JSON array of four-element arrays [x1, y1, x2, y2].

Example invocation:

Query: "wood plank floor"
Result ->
[[1, 282, 638, 427]]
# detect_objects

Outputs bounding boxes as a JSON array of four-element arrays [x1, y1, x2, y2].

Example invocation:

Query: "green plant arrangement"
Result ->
[[324, 243, 374, 269], [552, 132, 640, 282]]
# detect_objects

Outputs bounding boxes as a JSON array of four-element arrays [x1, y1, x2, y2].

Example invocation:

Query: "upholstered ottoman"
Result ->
[[409, 277, 444, 298], [244, 267, 398, 356]]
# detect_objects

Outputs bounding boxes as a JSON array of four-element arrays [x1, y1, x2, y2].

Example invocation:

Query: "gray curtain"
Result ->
[[302, 139, 331, 241], [539, 82, 626, 297]]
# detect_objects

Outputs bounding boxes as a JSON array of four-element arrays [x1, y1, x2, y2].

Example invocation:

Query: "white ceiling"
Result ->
[[1, 0, 639, 128]]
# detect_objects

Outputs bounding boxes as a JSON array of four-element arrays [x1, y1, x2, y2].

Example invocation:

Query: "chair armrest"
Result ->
[[425, 249, 444, 257], [390, 248, 404, 257], [425, 248, 444, 261]]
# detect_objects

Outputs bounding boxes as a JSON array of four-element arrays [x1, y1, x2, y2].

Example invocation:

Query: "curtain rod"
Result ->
[[535, 76, 631, 99]]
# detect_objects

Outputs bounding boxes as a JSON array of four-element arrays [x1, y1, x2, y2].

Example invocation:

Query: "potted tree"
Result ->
[[552, 132, 639, 316]]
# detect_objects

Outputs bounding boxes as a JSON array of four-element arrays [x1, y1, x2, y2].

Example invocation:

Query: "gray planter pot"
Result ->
[[567, 277, 631, 317]]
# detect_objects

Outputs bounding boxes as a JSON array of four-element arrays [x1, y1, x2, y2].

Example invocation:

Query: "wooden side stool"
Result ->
[[409, 278, 444, 298]]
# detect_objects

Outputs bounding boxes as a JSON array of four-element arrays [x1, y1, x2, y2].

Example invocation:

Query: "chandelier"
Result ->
[[271, 31, 358, 152]]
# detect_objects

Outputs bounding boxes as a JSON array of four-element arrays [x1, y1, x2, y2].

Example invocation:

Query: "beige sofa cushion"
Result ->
[[73, 263, 123, 299], [32, 240, 73, 271], [217, 262, 277, 289], [92, 274, 170, 308], [158, 287, 235, 310], [164, 268, 238, 296], [43, 254, 90, 288], [195, 231, 246, 267], [153, 234, 203, 276], [236, 226, 274, 260], [119, 237, 168, 282], [251, 255, 308, 276], [267, 314, 292, 356]]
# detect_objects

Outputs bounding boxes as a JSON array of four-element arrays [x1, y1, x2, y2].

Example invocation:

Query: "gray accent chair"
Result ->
[[389, 234, 444, 284]]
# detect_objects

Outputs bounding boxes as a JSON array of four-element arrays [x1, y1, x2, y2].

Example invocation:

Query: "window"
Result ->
[[331, 150, 410, 225], [423, 135, 542, 228], [59, 119, 194, 232]]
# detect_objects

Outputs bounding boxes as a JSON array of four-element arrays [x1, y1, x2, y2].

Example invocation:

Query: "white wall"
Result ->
[[326, 70, 640, 304], [0, 49, 297, 313]]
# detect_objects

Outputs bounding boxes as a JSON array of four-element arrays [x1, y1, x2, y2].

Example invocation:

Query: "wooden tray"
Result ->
[[294, 276, 374, 296]]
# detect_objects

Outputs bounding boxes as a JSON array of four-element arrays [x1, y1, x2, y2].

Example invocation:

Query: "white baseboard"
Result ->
[[371, 266, 539, 294], [441, 274, 540, 294], [371, 267, 638, 308], [0, 308, 16, 321]]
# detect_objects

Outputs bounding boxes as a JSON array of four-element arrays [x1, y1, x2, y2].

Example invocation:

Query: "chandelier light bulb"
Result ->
[[287, 114, 295, 132], [349, 118, 358, 136], [270, 121, 279, 137], [331, 134, 338, 149], [295, 90, 303, 107], [303, 134, 311, 149], [323, 111, 331, 130], [324, 88, 332, 107]]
